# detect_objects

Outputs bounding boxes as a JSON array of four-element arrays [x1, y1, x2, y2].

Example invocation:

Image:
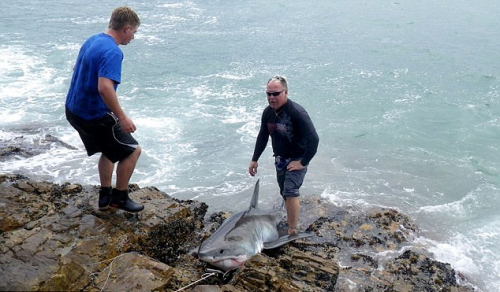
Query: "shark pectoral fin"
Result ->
[[263, 232, 314, 249]]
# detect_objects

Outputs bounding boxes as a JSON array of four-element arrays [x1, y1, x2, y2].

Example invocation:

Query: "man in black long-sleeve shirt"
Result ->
[[249, 75, 319, 235]]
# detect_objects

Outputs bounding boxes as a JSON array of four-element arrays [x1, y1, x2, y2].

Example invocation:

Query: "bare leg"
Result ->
[[285, 197, 300, 235], [98, 154, 114, 188], [115, 146, 141, 190]]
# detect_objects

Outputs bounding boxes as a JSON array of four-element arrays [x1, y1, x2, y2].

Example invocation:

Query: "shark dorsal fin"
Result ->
[[249, 179, 260, 209]]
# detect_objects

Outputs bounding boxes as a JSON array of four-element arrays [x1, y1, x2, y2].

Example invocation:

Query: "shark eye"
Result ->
[[219, 249, 224, 254]]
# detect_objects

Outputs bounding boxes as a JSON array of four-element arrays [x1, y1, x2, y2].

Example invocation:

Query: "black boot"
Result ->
[[109, 188, 144, 213], [98, 186, 112, 210]]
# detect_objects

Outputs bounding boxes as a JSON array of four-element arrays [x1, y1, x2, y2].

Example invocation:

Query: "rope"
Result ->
[[173, 271, 221, 292], [83, 252, 141, 292], [84, 252, 228, 292]]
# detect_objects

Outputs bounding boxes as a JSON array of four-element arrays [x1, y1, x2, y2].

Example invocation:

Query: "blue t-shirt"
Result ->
[[66, 33, 123, 120]]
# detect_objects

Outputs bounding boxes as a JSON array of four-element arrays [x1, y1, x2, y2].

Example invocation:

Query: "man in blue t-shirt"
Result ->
[[66, 6, 143, 213], [249, 75, 319, 235]]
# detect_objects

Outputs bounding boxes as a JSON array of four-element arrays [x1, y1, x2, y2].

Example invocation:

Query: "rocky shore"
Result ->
[[0, 134, 478, 291], [0, 172, 476, 291]]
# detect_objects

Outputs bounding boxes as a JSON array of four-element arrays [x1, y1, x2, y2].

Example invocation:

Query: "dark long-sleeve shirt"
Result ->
[[251, 99, 319, 166]]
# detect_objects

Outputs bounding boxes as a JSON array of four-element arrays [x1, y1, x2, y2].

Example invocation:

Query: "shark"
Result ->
[[198, 179, 313, 271]]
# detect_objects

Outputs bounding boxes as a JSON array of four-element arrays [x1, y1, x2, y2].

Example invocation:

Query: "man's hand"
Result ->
[[119, 116, 136, 133], [248, 161, 258, 176], [286, 160, 304, 171]]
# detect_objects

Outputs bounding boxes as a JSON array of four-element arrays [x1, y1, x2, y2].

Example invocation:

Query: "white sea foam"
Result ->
[[413, 233, 490, 291], [0, 46, 46, 96], [320, 188, 373, 210], [0, 111, 23, 123], [70, 16, 107, 25], [0, 130, 21, 140], [158, 3, 189, 9], [417, 192, 476, 216]]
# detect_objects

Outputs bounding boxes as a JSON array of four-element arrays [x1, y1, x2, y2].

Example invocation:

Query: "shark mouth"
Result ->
[[201, 255, 248, 271]]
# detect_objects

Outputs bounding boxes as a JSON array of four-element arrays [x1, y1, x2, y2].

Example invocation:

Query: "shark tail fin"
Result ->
[[263, 232, 313, 249]]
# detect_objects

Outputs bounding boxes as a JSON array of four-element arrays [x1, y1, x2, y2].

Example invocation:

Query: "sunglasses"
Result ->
[[266, 89, 285, 97]]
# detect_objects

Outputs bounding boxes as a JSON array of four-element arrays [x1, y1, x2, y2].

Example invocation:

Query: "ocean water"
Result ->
[[1, 0, 499, 290]]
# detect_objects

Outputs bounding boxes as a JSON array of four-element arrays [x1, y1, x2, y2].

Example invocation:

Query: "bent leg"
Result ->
[[110, 146, 144, 213], [115, 146, 142, 190], [98, 154, 114, 188], [97, 154, 115, 210]]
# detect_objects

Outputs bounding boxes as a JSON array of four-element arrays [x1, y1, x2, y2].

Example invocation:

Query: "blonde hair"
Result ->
[[108, 7, 140, 30]]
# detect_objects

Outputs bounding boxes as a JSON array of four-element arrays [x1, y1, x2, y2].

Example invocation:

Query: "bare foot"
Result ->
[[288, 227, 297, 235]]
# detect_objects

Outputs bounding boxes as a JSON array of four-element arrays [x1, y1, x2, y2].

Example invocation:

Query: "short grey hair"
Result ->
[[267, 75, 288, 90]]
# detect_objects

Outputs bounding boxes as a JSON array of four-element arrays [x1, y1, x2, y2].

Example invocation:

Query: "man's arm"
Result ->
[[249, 113, 270, 176], [297, 110, 319, 166], [98, 77, 136, 133], [251, 112, 270, 162]]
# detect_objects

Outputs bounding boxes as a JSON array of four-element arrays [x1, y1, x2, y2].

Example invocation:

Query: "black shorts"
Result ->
[[66, 108, 138, 163]]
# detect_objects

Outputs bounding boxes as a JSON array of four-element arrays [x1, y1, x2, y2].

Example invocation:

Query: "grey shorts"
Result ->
[[66, 108, 138, 163], [275, 157, 307, 198]]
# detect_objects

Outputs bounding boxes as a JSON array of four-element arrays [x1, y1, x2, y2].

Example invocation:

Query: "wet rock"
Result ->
[[191, 285, 241, 292], [0, 132, 76, 161], [0, 173, 476, 291], [0, 174, 206, 291], [230, 251, 337, 292], [188, 197, 474, 292], [295, 200, 474, 291], [90, 252, 175, 292]]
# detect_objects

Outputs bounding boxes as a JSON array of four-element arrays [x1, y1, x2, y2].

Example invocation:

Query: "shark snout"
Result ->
[[198, 252, 248, 271]]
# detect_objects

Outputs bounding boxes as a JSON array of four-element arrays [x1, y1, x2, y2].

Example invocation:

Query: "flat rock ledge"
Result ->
[[0, 174, 476, 291]]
